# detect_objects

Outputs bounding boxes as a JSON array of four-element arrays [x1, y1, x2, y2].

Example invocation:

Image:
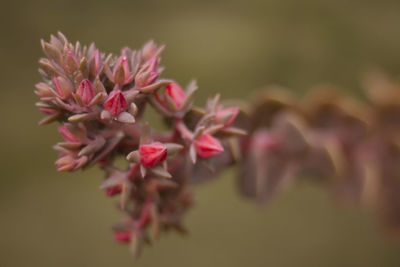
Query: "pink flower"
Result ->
[[76, 79, 96, 105], [215, 107, 239, 127], [114, 231, 131, 243], [103, 90, 128, 117], [165, 82, 186, 109], [139, 142, 167, 168], [106, 185, 122, 197], [58, 125, 79, 142], [194, 133, 224, 158]]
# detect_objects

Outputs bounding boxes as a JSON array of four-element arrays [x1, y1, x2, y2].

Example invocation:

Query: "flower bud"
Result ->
[[114, 231, 131, 243], [106, 185, 122, 197], [142, 40, 157, 61], [194, 133, 224, 158], [165, 82, 186, 109], [135, 57, 159, 88], [103, 90, 128, 117], [139, 142, 167, 168], [76, 79, 96, 105], [113, 56, 131, 85], [55, 155, 76, 171], [215, 107, 239, 127]]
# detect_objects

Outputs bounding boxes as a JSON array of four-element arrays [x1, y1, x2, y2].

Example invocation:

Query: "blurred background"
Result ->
[[2, 0, 400, 266]]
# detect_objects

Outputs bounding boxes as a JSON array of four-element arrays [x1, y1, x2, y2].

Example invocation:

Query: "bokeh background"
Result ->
[[2, 0, 400, 266]]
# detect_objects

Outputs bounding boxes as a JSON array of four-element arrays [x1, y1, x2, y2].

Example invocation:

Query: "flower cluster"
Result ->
[[36, 33, 400, 260], [35, 32, 243, 258]]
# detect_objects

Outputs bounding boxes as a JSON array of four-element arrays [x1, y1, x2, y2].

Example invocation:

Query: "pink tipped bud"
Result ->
[[194, 133, 224, 158], [103, 90, 128, 117], [142, 40, 157, 61], [58, 125, 79, 142], [76, 79, 96, 105], [55, 155, 76, 171], [114, 231, 131, 243], [139, 142, 167, 168], [113, 56, 131, 85], [106, 185, 122, 197], [135, 57, 159, 88], [165, 82, 186, 109], [215, 107, 240, 127]]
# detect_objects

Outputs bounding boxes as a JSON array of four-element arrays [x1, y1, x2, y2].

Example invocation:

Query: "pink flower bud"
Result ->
[[165, 82, 186, 109], [139, 142, 167, 168], [103, 90, 128, 117], [58, 125, 79, 142], [135, 57, 159, 88], [215, 107, 240, 127], [106, 185, 122, 197], [113, 56, 131, 84], [114, 231, 131, 243], [142, 41, 157, 60], [76, 79, 96, 105], [55, 155, 76, 171], [194, 133, 224, 158]]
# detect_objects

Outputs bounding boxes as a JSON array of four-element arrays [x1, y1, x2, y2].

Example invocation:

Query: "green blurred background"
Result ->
[[2, 0, 400, 266]]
